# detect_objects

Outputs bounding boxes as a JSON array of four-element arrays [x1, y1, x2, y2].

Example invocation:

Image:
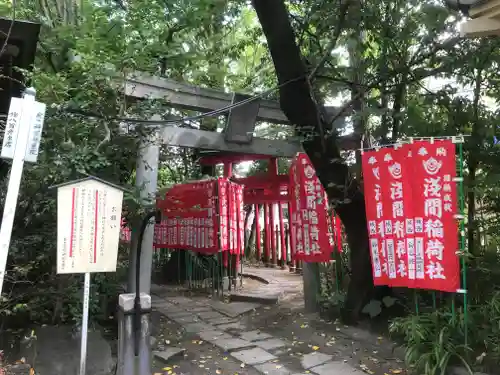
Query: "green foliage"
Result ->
[[390, 310, 472, 375]]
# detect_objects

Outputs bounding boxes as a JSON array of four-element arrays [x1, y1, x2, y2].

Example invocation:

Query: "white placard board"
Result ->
[[1, 97, 23, 159], [25, 101, 46, 163], [57, 178, 124, 274]]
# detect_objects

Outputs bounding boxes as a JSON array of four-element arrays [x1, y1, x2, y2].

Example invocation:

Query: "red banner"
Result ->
[[218, 180, 244, 254], [289, 153, 333, 262], [362, 148, 389, 286], [361, 140, 460, 292], [409, 140, 460, 292], [156, 179, 219, 253], [332, 215, 343, 253]]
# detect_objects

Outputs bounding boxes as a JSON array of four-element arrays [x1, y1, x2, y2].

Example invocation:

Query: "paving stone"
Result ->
[[206, 316, 238, 325], [310, 361, 364, 375], [211, 337, 255, 352], [168, 296, 193, 305], [153, 347, 186, 362], [182, 322, 215, 333], [230, 291, 281, 305], [300, 352, 332, 369], [272, 349, 287, 356], [185, 306, 213, 313], [197, 330, 232, 342], [239, 330, 273, 342], [254, 361, 292, 375], [155, 303, 185, 313], [163, 311, 192, 319], [198, 311, 225, 320], [217, 321, 246, 331], [230, 347, 276, 365], [210, 301, 261, 317], [254, 338, 288, 350], [171, 315, 201, 324], [152, 300, 174, 307]]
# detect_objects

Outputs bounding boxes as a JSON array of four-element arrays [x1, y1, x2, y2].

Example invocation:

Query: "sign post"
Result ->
[[53, 176, 124, 375], [0, 88, 46, 295]]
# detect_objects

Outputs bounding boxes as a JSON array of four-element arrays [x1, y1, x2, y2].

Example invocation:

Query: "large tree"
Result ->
[[251, 0, 372, 322]]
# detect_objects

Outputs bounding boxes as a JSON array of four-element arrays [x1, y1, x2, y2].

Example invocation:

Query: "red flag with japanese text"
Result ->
[[289, 153, 332, 262], [155, 179, 219, 253], [362, 140, 460, 292], [409, 140, 460, 292]]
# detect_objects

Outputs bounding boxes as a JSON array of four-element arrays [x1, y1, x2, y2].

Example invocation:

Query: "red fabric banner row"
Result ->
[[120, 156, 345, 263], [361, 139, 460, 292], [154, 178, 245, 254]]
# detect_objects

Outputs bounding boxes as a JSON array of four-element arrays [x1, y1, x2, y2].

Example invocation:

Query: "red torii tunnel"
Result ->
[[199, 152, 292, 269]]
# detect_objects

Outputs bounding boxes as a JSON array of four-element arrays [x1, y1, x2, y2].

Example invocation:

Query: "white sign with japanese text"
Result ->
[[56, 178, 123, 274], [1, 98, 46, 162], [25, 101, 47, 163], [1, 98, 23, 159]]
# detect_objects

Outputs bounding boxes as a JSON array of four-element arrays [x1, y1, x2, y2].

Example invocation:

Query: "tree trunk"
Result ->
[[252, 0, 373, 323]]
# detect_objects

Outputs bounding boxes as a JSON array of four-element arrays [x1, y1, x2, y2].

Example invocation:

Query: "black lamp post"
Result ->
[[133, 209, 162, 356]]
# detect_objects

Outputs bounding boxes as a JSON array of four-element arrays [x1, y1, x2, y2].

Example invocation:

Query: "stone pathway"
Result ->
[[150, 268, 407, 375]]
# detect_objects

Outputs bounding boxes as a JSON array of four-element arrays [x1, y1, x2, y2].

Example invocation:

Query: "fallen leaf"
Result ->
[[223, 357, 228, 360], [360, 364, 374, 374], [163, 367, 172, 371], [312, 346, 320, 351], [390, 370, 403, 374], [216, 370, 222, 374]]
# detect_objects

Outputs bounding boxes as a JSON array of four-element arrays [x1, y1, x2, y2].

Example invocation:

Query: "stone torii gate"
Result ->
[[123, 71, 357, 295]]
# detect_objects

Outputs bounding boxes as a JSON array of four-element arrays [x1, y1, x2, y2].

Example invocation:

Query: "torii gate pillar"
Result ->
[[127, 118, 160, 294]]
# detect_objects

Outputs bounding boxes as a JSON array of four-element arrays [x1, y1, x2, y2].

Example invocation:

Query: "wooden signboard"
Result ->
[[56, 177, 124, 274]]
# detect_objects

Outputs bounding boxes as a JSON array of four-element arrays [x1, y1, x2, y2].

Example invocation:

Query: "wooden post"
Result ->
[[269, 203, 277, 267], [278, 202, 286, 269], [255, 204, 262, 264], [264, 204, 270, 266]]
